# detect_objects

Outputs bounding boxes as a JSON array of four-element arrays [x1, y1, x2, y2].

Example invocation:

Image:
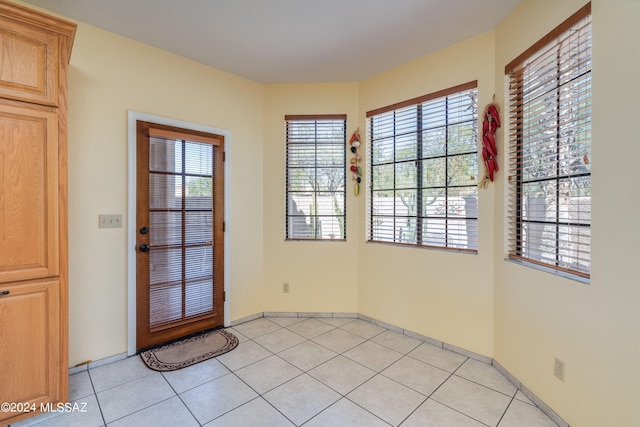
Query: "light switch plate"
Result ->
[[99, 214, 123, 228]]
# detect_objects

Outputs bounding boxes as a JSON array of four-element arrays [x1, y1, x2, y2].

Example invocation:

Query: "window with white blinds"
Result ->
[[285, 115, 346, 240], [367, 82, 479, 251], [505, 3, 592, 278]]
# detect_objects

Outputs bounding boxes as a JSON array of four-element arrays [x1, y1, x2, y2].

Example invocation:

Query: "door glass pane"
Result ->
[[148, 137, 215, 328]]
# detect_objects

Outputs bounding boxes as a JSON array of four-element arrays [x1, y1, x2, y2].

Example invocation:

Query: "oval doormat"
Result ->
[[140, 329, 238, 371]]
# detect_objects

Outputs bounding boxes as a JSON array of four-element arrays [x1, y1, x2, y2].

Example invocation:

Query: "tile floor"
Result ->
[[11, 317, 559, 427]]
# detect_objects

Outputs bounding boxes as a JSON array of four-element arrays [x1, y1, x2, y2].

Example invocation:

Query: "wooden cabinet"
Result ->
[[0, 280, 61, 415], [0, 1, 75, 425]]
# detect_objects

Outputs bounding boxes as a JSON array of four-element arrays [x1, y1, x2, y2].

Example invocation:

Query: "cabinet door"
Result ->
[[0, 102, 59, 284], [0, 15, 59, 106], [0, 280, 61, 425]]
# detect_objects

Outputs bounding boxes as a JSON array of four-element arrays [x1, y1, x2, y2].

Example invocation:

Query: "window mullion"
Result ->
[[393, 111, 397, 242], [416, 105, 423, 246], [555, 46, 561, 268], [444, 96, 449, 248]]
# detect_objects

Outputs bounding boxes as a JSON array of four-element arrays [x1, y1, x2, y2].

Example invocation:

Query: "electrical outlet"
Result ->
[[554, 357, 565, 381], [99, 214, 123, 229], [282, 282, 290, 293]]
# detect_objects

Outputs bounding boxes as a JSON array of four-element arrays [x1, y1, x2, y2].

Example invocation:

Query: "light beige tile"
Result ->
[[11, 394, 104, 427], [401, 399, 485, 427], [204, 397, 295, 427], [266, 316, 306, 327], [161, 357, 230, 393], [343, 341, 403, 372], [339, 319, 386, 339], [231, 318, 281, 339], [253, 328, 306, 353], [89, 356, 153, 392], [498, 399, 558, 427], [180, 373, 258, 424], [278, 341, 337, 371], [226, 327, 249, 342], [347, 374, 425, 426], [263, 374, 340, 425], [456, 358, 517, 397], [305, 398, 389, 427], [215, 340, 272, 371], [408, 342, 467, 373], [286, 318, 335, 339], [97, 373, 175, 423], [431, 376, 511, 426], [108, 396, 198, 427], [514, 390, 534, 405], [318, 317, 356, 327], [69, 370, 94, 401], [382, 356, 450, 396], [371, 330, 422, 354], [308, 355, 376, 395], [235, 355, 302, 394], [312, 328, 365, 354]]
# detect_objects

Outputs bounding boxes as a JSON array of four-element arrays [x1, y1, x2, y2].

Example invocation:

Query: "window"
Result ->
[[505, 3, 592, 278], [367, 82, 479, 251], [285, 115, 346, 240]]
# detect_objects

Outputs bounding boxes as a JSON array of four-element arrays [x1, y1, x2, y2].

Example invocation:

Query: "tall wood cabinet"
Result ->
[[0, 1, 75, 425]]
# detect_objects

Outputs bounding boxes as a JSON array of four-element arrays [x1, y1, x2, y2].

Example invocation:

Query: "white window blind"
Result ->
[[506, 3, 592, 278], [367, 82, 479, 251], [285, 115, 346, 240]]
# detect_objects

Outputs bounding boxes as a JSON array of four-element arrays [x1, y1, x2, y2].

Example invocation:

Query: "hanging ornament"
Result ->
[[348, 128, 363, 197], [479, 99, 501, 189]]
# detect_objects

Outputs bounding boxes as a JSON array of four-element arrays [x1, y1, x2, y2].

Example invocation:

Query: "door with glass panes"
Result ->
[[136, 121, 224, 350]]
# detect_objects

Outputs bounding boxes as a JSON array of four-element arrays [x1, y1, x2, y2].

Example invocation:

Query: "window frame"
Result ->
[[505, 3, 592, 279], [366, 81, 479, 252], [285, 114, 347, 241]]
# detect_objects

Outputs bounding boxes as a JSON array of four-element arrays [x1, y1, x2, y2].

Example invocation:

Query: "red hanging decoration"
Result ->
[[479, 101, 501, 188]]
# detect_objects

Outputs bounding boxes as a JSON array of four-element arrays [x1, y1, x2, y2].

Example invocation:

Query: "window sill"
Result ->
[[504, 257, 590, 285], [285, 238, 347, 242], [366, 240, 478, 255]]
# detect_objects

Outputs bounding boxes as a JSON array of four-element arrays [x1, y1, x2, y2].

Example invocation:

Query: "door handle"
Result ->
[[139, 244, 150, 253]]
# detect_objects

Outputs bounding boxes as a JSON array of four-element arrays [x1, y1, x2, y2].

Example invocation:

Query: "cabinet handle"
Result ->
[[0, 290, 9, 296]]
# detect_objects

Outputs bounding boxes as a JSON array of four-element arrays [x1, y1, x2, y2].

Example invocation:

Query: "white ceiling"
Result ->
[[23, 0, 522, 83]]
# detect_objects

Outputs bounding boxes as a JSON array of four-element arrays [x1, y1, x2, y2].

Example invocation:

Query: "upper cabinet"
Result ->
[[0, 1, 75, 106], [0, 102, 59, 284]]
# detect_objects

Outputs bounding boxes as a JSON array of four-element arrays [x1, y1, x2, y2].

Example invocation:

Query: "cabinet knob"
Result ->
[[0, 290, 9, 296], [139, 244, 150, 253]]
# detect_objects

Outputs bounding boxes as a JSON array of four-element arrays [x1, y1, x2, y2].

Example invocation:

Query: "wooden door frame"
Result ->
[[126, 111, 231, 356]]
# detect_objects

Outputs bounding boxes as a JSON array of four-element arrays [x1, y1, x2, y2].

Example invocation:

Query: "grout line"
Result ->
[[75, 313, 563, 426], [161, 374, 202, 425], [496, 396, 517, 427], [86, 370, 108, 427]]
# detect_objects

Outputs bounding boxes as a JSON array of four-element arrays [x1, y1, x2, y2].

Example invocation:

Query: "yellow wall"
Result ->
[[357, 32, 497, 356], [493, 1, 640, 426], [262, 84, 360, 313], [16, 1, 640, 424], [65, 22, 265, 365]]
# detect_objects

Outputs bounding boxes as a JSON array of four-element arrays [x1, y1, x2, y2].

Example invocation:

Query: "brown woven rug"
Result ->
[[140, 329, 238, 371]]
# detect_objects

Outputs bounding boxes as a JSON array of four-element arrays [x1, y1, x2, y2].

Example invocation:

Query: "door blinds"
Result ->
[[147, 130, 219, 328]]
